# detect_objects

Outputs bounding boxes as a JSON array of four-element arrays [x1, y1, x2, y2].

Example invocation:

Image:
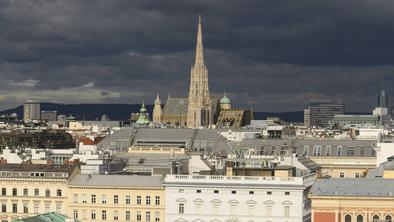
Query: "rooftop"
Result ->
[[69, 174, 164, 188], [12, 212, 78, 222], [310, 178, 394, 197]]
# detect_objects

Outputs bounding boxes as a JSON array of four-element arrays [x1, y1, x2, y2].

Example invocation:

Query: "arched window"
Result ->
[[386, 215, 392, 222], [345, 215, 351, 222], [357, 215, 363, 222], [373, 215, 380, 222]]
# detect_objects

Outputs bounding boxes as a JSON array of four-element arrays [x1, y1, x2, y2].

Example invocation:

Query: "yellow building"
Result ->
[[309, 178, 394, 222], [0, 163, 79, 222], [66, 174, 165, 222], [309, 156, 376, 178]]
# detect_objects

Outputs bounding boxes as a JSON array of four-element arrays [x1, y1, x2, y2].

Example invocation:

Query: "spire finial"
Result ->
[[195, 14, 204, 65]]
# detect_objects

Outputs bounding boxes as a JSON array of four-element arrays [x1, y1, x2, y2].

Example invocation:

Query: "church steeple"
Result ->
[[187, 15, 212, 128], [194, 15, 204, 65]]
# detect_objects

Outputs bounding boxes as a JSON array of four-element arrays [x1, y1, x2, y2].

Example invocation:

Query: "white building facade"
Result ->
[[164, 174, 315, 222]]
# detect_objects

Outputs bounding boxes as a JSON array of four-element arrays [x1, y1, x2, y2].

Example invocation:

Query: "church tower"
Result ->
[[152, 93, 162, 124], [187, 15, 212, 128]]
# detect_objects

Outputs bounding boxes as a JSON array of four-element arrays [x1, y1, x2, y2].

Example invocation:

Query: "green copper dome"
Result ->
[[140, 102, 147, 113], [220, 95, 231, 104]]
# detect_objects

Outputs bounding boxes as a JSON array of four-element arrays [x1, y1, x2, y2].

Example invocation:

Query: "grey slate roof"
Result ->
[[310, 178, 394, 197], [97, 127, 135, 151], [69, 174, 163, 187], [163, 97, 188, 115]]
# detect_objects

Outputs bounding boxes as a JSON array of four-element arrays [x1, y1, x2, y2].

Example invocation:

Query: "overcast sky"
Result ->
[[0, 0, 393, 112]]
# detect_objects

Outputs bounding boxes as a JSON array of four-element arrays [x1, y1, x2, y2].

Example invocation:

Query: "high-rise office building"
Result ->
[[41, 110, 57, 122], [304, 99, 345, 127], [23, 100, 40, 121], [378, 89, 388, 108]]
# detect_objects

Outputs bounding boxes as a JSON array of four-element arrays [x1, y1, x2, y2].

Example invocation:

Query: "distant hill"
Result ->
[[0, 103, 369, 123]]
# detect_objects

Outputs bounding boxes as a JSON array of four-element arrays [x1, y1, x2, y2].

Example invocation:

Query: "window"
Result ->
[[360, 149, 365, 156], [45, 189, 50, 197], [1, 204, 6, 213], [355, 172, 360, 178], [155, 211, 160, 221], [1, 188, 6, 196], [303, 145, 309, 155], [101, 210, 107, 220], [248, 204, 255, 216], [386, 215, 392, 222], [357, 215, 363, 222], [56, 203, 62, 213], [12, 188, 17, 196], [347, 149, 355, 156], [214, 190, 219, 194], [337, 146, 343, 156], [146, 211, 151, 222], [137, 196, 141, 205], [266, 206, 272, 216], [91, 194, 96, 203], [82, 194, 87, 203], [146, 196, 150, 205], [285, 191, 290, 195], [325, 146, 331, 156], [125, 211, 130, 221], [91, 210, 96, 220], [345, 215, 351, 222], [373, 215, 380, 222], [34, 202, 39, 213], [195, 203, 202, 214], [230, 204, 237, 215], [213, 203, 220, 215], [114, 195, 119, 204], [179, 203, 184, 214], [73, 194, 78, 203], [22, 188, 28, 196], [137, 211, 142, 221], [313, 145, 322, 156], [231, 190, 236, 194], [340, 172, 345, 178], [82, 209, 87, 219], [249, 191, 254, 195], [102, 194, 107, 204], [113, 210, 119, 220], [267, 191, 272, 195], [126, 195, 131, 204], [284, 206, 290, 217], [196, 190, 201, 193], [179, 189, 184, 193], [56, 189, 62, 197], [73, 209, 79, 219], [155, 196, 160, 205], [23, 204, 28, 213], [45, 203, 50, 213]]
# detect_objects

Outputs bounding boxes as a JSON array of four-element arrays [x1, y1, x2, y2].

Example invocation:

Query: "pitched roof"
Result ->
[[79, 137, 95, 145], [12, 212, 77, 222], [310, 178, 394, 197], [69, 174, 163, 187]]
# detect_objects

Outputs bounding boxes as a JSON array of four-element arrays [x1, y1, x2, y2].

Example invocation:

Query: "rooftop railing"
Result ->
[[165, 173, 316, 187]]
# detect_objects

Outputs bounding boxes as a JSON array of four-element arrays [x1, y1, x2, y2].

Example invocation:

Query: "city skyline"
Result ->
[[0, 1, 394, 112]]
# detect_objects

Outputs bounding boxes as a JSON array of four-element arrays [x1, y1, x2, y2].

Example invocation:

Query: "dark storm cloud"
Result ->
[[0, 0, 393, 111]]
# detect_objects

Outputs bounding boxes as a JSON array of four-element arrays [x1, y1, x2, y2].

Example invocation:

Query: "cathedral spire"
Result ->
[[194, 14, 204, 65]]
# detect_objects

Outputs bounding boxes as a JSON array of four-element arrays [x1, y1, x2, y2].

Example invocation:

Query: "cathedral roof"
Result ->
[[163, 97, 188, 115]]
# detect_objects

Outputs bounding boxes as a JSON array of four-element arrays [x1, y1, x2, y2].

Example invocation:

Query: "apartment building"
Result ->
[[66, 175, 165, 222], [0, 164, 78, 222]]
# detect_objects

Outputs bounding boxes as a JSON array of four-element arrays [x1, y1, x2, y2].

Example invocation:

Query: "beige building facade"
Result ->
[[0, 164, 78, 222], [66, 174, 165, 222]]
